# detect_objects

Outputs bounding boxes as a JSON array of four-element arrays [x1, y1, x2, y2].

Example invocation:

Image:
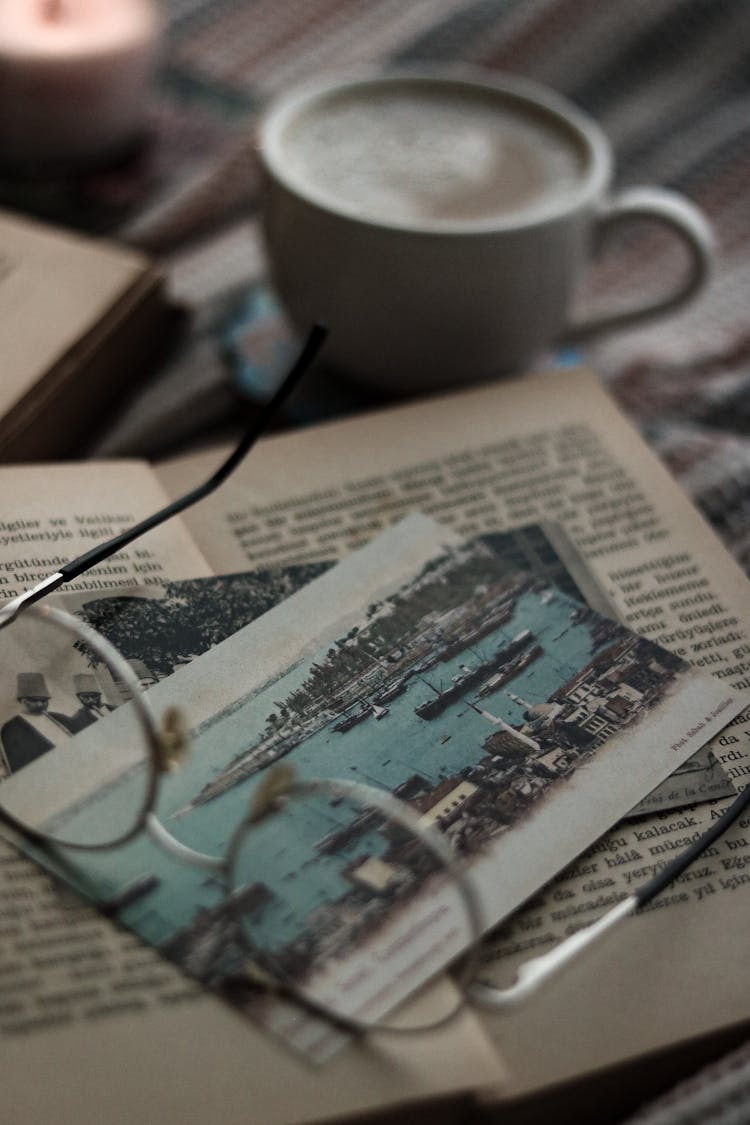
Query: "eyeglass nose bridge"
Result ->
[[247, 763, 296, 823], [139, 756, 294, 875], [144, 811, 224, 872], [154, 707, 191, 774]]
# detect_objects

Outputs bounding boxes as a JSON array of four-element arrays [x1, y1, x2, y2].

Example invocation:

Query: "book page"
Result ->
[[3, 514, 740, 1064], [0, 461, 211, 602], [0, 460, 213, 1053], [0, 461, 506, 1122], [157, 367, 750, 1095], [0, 212, 149, 423], [158, 369, 750, 783]]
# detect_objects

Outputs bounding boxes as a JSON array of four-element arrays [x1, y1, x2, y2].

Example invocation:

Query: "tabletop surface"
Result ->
[[2, 2, 749, 1119]]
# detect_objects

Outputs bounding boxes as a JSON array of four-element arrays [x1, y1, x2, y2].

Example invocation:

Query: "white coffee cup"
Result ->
[[259, 69, 714, 391]]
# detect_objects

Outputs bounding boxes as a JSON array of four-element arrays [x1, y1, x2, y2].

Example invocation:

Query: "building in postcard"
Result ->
[[417, 779, 479, 831], [483, 727, 540, 760], [345, 855, 407, 894]]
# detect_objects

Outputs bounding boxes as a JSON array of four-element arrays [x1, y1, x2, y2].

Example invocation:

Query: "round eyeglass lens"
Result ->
[[224, 773, 483, 1034], [0, 604, 157, 849]]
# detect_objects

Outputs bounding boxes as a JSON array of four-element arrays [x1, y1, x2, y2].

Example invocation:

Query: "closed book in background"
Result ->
[[0, 211, 175, 462]]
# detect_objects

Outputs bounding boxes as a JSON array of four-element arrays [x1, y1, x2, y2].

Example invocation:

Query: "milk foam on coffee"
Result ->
[[277, 82, 588, 228]]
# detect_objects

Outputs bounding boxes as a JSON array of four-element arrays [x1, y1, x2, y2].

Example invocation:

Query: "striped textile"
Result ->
[[17, 4, 750, 1119], [621, 1038, 750, 1125], [89, 0, 750, 576]]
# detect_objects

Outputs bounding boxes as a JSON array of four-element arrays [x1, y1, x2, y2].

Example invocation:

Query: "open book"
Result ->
[[0, 210, 173, 463], [1, 369, 749, 1122]]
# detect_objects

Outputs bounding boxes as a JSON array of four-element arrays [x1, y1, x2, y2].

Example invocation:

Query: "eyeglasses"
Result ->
[[1, 601, 485, 1036], [0, 323, 748, 1035], [0, 326, 484, 1035]]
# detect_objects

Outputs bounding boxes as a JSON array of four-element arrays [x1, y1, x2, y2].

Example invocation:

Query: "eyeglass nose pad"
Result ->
[[248, 763, 297, 823], [155, 706, 191, 773]]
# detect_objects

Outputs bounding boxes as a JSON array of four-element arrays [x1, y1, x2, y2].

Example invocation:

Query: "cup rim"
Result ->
[[258, 66, 613, 236]]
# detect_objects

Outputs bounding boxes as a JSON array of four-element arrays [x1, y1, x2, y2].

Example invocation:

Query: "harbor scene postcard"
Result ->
[[0, 514, 743, 1054]]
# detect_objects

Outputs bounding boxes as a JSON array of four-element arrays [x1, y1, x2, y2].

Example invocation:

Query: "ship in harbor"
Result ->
[[415, 665, 486, 720], [474, 642, 543, 700], [433, 599, 517, 662], [331, 699, 390, 732], [372, 678, 408, 705], [414, 631, 541, 720], [332, 701, 372, 732]]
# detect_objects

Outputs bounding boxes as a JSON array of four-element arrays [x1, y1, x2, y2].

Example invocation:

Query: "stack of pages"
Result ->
[[0, 211, 172, 462], [1, 369, 748, 1124]]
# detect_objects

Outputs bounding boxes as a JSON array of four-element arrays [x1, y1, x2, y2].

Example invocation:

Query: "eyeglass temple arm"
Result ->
[[469, 781, 750, 1010], [2, 325, 327, 623]]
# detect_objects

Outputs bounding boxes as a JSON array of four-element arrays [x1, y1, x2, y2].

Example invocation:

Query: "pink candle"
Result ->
[[0, 0, 161, 170]]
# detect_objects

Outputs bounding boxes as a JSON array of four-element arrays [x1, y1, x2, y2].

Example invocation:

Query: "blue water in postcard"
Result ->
[[50, 584, 603, 956]]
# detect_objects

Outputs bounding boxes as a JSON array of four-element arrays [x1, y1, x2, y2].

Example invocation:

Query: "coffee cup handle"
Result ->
[[564, 187, 715, 339]]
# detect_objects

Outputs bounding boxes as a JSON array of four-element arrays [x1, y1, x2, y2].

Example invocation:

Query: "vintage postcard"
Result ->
[[0, 514, 744, 1055], [0, 524, 729, 802]]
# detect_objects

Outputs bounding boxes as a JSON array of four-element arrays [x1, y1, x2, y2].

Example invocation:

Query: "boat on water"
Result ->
[[372, 678, 408, 705], [407, 655, 440, 676], [435, 603, 516, 661], [414, 632, 540, 720], [415, 664, 489, 719], [496, 628, 532, 658], [474, 644, 544, 699], [332, 702, 373, 732]]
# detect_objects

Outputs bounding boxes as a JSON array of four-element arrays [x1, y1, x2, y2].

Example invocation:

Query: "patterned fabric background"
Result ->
[[3, 3, 749, 1119], [22, 0, 743, 581]]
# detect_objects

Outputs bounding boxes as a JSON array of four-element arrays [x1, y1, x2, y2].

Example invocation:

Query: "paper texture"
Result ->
[[156, 367, 750, 1096], [0, 463, 505, 1121], [0, 211, 171, 462], [2, 513, 740, 1064], [0, 212, 149, 420], [0, 461, 211, 602], [158, 369, 750, 786], [0, 367, 748, 1120]]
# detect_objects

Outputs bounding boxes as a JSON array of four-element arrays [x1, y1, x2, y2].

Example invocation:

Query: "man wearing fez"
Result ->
[[69, 673, 115, 732], [130, 659, 157, 690], [0, 673, 75, 773], [114, 659, 158, 702]]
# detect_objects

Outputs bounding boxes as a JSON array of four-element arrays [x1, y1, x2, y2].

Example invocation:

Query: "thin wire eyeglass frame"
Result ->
[[0, 319, 747, 1017], [0, 324, 484, 1034], [0, 602, 484, 1035]]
